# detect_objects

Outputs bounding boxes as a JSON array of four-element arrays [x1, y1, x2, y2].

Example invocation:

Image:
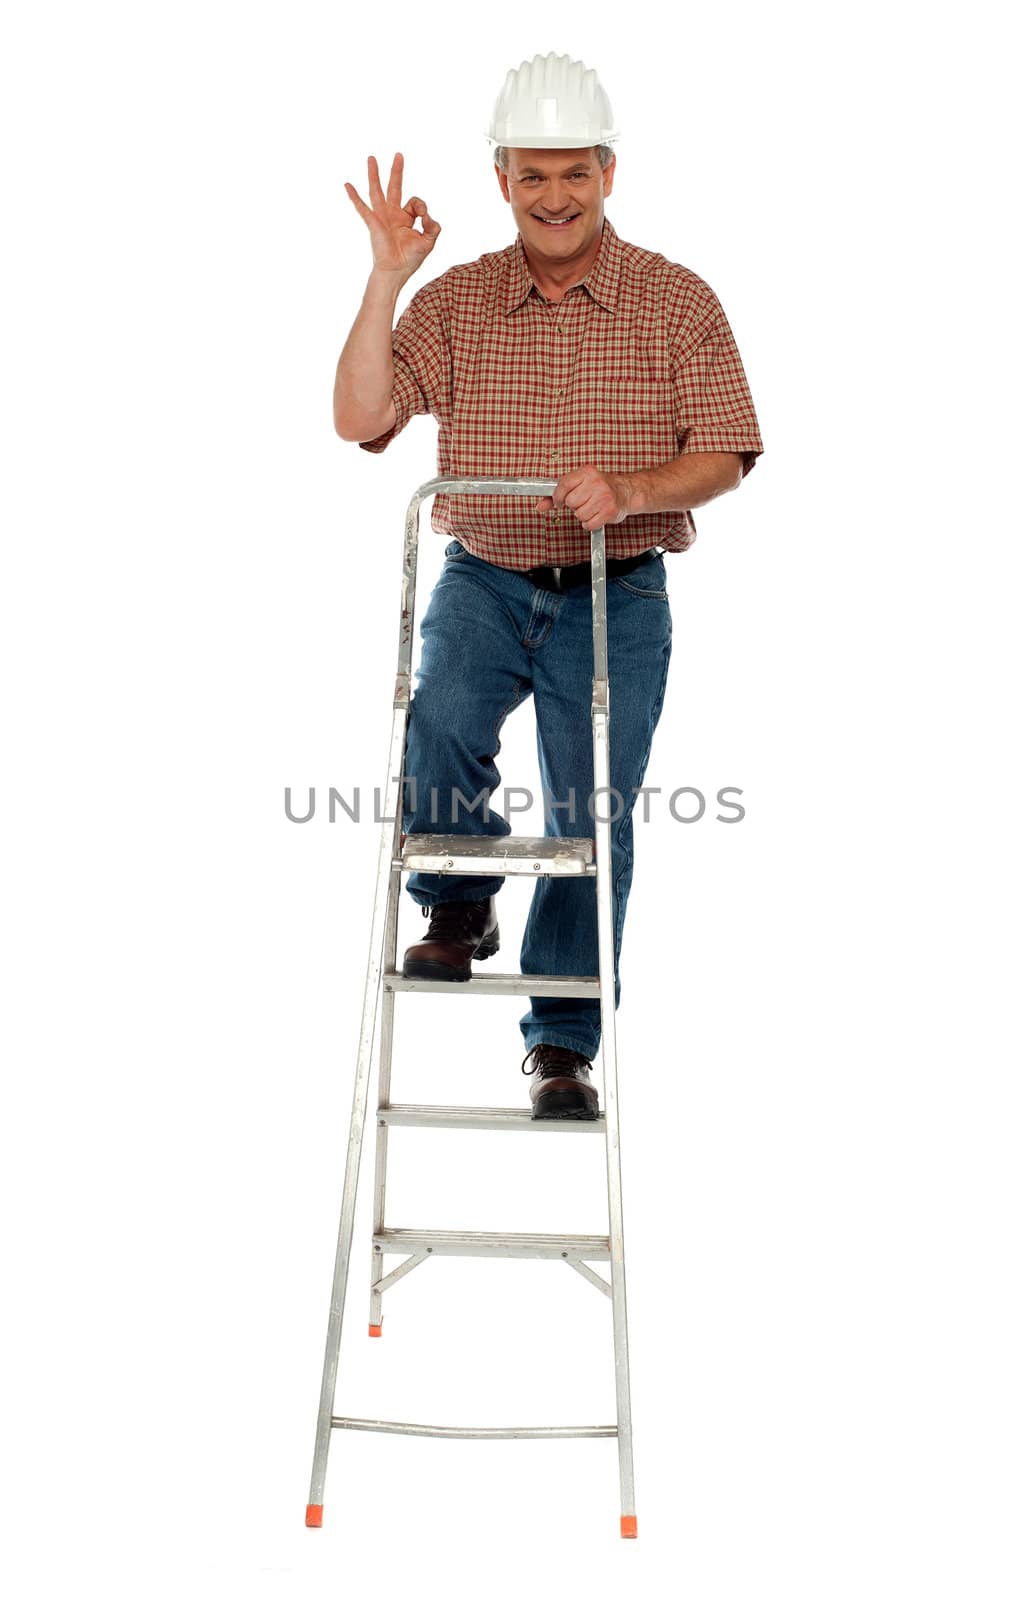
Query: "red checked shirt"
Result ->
[[360, 217, 763, 569]]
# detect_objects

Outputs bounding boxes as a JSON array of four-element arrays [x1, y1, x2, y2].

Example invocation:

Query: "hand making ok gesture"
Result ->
[[344, 153, 441, 285]]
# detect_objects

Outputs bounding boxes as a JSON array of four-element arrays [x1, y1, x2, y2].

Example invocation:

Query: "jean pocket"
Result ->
[[444, 539, 471, 562], [610, 554, 668, 600]]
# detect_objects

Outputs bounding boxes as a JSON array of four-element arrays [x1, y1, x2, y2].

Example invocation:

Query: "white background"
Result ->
[[2, 1, 1018, 1595]]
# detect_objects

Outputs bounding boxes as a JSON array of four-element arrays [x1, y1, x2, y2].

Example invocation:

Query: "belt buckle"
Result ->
[[550, 565, 562, 592]]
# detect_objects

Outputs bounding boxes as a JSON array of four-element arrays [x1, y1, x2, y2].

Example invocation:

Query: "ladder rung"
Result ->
[[374, 1227, 610, 1261], [379, 1103, 605, 1133], [330, 1417, 617, 1439], [398, 834, 595, 876], [383, 971, 600, 998]]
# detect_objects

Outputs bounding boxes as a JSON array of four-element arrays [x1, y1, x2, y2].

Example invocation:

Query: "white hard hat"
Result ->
[[486, 51, 619, 150]]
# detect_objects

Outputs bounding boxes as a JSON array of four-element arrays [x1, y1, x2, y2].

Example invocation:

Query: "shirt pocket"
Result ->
[[613, 378, 676, 418], [606, 379, 678, 473]]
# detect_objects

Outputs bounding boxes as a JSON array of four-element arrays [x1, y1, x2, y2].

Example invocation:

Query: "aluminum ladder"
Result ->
[[305, 476, 638, 1539]]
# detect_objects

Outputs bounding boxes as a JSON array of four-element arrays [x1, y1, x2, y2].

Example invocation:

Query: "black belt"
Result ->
[[523, 548, 659, 593]]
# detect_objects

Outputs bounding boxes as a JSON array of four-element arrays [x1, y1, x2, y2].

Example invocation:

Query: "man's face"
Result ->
[[496, 147, 615, 266]]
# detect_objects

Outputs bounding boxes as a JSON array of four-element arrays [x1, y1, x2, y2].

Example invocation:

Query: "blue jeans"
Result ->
[[402, 539, 673, 1060]]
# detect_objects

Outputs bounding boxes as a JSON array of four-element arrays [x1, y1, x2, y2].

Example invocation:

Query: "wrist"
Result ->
[[622, 471, 652, 516], [364, 267, 409, 305]]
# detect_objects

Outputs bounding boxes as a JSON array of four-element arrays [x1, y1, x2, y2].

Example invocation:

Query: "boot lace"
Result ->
[[521, 1043, 590, 1079], [421, 900, 488, 941]]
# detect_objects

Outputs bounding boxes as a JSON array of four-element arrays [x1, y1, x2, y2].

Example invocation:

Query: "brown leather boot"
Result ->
[[401, 897, 500, 982], [521, 1044, 600, 1120]]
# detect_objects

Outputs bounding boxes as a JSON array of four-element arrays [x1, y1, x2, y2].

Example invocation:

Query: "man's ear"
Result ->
[[495, 164, 510, 203], [602, 155, 616, 199]]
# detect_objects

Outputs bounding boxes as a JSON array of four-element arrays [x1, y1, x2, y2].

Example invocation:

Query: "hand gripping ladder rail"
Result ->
[[305, 477, 639, 1538]]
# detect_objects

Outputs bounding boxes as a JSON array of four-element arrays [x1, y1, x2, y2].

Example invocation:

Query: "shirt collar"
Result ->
[[502, 217, 621, 316]]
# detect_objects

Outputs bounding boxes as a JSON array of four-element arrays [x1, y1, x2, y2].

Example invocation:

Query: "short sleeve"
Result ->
[[670, 284, 764, 479], [358, 278, 451, 454]]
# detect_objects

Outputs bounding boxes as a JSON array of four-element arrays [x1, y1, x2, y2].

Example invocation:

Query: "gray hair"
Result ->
[[493, 144, 615, 172]]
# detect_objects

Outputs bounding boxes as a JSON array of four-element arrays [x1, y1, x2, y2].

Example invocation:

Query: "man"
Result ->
[[334, 53, 763, 1120]]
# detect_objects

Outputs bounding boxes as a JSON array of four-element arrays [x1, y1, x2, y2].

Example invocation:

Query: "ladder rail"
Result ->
[[368, 844, 402, 1332], [589, 526, 637, 1522], [307, 705, 408, 1510]]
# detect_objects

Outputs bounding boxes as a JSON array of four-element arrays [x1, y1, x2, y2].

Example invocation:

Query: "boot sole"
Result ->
[[531, 1089, 600, 1120], [401, 933, 500, 982]]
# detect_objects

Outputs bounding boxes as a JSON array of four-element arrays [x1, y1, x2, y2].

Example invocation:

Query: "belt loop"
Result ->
[[552, 566, 561, 591]]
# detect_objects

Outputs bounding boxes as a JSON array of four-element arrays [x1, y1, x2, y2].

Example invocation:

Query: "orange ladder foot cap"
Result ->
[[368, 1323, 383, 1337], [621, 1515, 638, 1538], [306, 1504, 323, 1528]]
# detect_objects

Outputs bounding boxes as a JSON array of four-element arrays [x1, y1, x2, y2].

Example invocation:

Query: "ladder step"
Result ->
[[398, 834, 595, 876], [384, 970, 599, 998], [374, 1227, 610, 1261], [380, 1103, 605, 1133], [331, 1417, 617, 1439]]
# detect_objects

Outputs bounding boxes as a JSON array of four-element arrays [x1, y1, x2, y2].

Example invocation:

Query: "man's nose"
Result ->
[[545, 181, 570, 212]]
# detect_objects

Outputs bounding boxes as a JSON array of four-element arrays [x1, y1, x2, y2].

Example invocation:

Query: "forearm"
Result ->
[[625, 451, 745, 515], [333, 270, 406, 440]]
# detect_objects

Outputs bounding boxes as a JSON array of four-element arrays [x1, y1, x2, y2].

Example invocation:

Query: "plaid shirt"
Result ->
[[360, 218, 763, 568]]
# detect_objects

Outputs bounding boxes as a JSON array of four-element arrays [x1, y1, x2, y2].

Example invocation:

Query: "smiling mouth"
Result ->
[[533, 214, 580, 227]]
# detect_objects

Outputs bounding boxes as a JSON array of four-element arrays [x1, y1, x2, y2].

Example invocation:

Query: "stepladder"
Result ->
[[306, 476, 639, 1539]]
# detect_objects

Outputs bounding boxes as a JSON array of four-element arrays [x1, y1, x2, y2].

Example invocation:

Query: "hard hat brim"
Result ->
[[484, 133, 619, 148]]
